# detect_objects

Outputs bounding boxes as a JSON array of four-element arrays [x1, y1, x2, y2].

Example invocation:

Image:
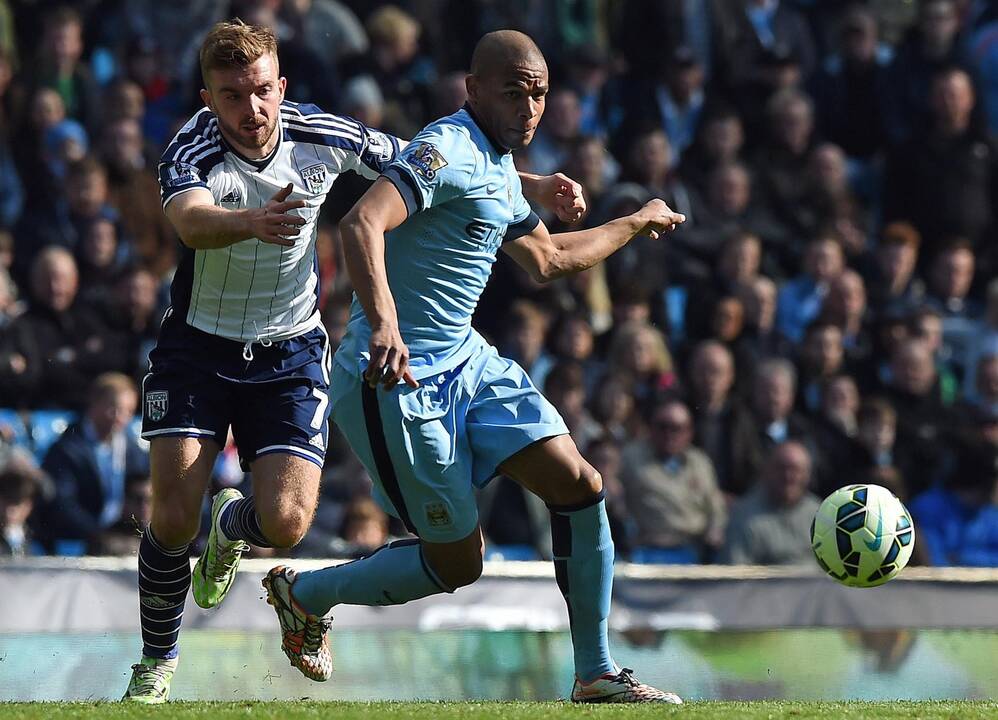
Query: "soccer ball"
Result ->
[[810, 484, 915, 587]]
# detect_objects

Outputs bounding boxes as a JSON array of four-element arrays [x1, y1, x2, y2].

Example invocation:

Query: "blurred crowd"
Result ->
[[2, 0, 998, 567]]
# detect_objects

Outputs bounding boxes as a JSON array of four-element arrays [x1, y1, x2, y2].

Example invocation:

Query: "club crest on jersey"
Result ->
[[145, 391, 168, 422], [424, 501, 452, 527], [406, 142, 447, 180], [300, 164, 327, 194]]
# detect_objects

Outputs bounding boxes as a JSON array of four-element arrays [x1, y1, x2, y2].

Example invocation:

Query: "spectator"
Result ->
[[544, 362, 602, 453], [810, 373, 863, 495], [811, 5, 891, 161], [329, 496, 390, 559], [908, 306, 960, 406], [753, 89, 818, 234], [282, 0, 368, 64], [694, 161, 790, 272], [865, 222, 925, 318], [16, 156, 125, 283], [925, 240, 983, 372], [586, 434, 632, 556], [909, 441, 998, 566], [800, 143, 868, 257], [77, 216, 126, 308], [12, 7, 99, 129], [102, 266, 162, 384], [684, 232, 762, 344], [963, 278, 998, 399], [687, 340, 761, 496], [679, 107, 747, 198], [502, 300, 555, 388], [776, 235, 844, 344], [354, 5, 436, 137], [720, 441, 822, 565], [8, 247, 122, 409], [40, 373, 148, 552], [87, 474, 151, 556], [99, 117, 176, 278], [960, 353, 998, 421], [607, 320, 677, 408], [529, 87, 583, 177], [738, 275, 789, 364], [883, 0, 976, 144], [848, 398, 906, 490], [11, 87, 65, 209], [885, 67, 998, 257], [882, 337, 955, 494], [620, 398, 726, 562], [713, 0, 817, 121], [797, 320, 846, 415], [0, 462, 43, 557], [821, 269, 872, 365], [590, 373, 641, 445], [749, 359, 819, 488], [340, 75, 384, 129]]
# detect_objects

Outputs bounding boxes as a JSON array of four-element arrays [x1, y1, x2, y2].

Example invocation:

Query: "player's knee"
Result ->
[[546, 462, 604, 507], [435, 551, 483, 590], [259, 505, 312, 549], [425, 536, 485, 589], [151, 504, 201, 547]]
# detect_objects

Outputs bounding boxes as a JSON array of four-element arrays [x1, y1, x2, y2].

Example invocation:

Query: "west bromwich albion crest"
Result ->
[[300, 164, 327, 194], [145, 391, 168, 422]]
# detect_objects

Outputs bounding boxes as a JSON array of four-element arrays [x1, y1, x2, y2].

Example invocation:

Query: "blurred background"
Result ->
[[2, 0, 998, 702]]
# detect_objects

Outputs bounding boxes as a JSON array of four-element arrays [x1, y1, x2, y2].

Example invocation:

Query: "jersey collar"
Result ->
[[461, 103, 509, 156]]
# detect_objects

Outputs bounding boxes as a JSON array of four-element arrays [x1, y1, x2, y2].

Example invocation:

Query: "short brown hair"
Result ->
[[858, 397, 896, 427], [89, 372, 137, 406], [199, 20, 278, 86], [881, 221, 921, 250]]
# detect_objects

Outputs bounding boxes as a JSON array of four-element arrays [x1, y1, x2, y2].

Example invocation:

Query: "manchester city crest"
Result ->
[[300, 164, 327, 194], [145, 391, 168, 422]]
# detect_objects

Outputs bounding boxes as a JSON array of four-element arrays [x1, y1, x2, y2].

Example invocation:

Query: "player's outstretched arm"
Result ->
[[164, 184, 307, 250], [518, 172, 587, 223], [339, 177, 419, 391], [502, 198, 685, 283]]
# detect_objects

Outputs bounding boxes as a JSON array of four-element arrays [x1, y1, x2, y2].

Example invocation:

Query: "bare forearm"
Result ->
[[176, 204, 255, 249], [340, 215, 399, 330], [544, 213, 647, 279]]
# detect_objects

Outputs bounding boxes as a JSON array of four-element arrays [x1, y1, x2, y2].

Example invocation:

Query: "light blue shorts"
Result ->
[[330, 344, 569, 543]]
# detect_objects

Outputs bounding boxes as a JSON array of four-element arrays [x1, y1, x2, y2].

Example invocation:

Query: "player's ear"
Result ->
[[199, 87, 213, 112], [278, 76, 287, 100], [465, 73, 478, 103]]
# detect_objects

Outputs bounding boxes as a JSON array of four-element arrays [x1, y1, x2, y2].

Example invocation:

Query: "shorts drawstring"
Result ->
[[242, 327, 274, 362]]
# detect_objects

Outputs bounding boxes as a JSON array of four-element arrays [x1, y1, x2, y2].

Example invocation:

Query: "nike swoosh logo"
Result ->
[[865, 510, 883, 551], [485, 184, 499, 194]]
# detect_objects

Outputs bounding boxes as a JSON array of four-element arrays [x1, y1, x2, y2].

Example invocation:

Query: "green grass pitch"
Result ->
[[1, 701, 997, 719]]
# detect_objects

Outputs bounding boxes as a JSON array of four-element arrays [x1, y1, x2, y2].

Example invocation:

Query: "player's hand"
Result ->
[[246, 184, 307, 246], [366, 323, 419, 390], [535, 173, 587, 224], [636, 198, 685, 239]]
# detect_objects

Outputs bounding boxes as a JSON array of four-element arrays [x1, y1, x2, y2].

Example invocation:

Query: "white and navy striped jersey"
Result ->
[[158, 100, 401, 343]]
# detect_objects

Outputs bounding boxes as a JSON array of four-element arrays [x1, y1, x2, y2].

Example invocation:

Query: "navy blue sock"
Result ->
[[219, 495, 272, 547], [549, 494, 618, 682], [138, 527, 191, 660]]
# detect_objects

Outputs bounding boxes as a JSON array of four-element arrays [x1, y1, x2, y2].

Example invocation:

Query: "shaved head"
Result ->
[[466, 31, 548, 150], [471, 30, 546, 78]]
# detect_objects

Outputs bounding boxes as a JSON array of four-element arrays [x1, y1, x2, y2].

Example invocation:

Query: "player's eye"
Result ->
[[259, 86, 271, 96], [505, 90, 520, 100]]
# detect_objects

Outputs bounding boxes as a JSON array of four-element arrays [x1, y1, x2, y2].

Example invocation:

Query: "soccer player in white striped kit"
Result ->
[[123, 20, 585, 703]]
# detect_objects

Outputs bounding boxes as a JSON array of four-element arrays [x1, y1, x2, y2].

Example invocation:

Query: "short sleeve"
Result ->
[[381, 125, 476, 216], [503, 171, 540, 243], [158, 161, 209, 208], [355, 127, 403, 180]]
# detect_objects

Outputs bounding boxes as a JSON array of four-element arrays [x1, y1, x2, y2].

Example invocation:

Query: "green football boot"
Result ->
[[192, 488, 249, 609], [122, 656, 178, 703]]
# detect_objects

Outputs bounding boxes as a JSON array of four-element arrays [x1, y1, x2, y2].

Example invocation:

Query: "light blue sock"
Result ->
[[292, 538, 451, 616], [549, 493, 618, 682]]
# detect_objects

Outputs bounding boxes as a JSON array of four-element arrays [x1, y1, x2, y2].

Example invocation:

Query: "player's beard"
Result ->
[[221, 114, 278, 153]]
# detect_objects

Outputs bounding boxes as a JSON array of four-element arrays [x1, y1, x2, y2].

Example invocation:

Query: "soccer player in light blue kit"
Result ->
[[263, 31, 686, 702]]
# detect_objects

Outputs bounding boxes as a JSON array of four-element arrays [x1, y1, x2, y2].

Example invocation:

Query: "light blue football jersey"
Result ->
[[336, 106, 540, 380]]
